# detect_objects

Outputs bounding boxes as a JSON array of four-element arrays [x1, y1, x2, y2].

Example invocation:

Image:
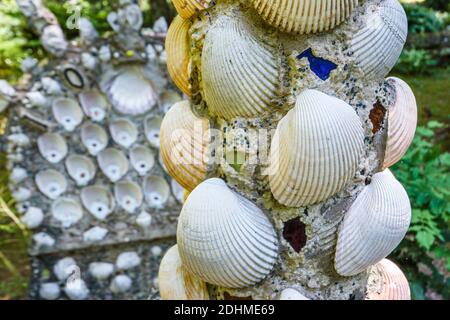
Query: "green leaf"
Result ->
[[415, 231, 435, 250]]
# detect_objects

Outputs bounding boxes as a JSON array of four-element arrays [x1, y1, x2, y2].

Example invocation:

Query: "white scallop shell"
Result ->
[[37, 132, 68, 163], [366, 259, 411, 300], [65, 155, 96, 186], [35, 169, 67, 199], [143, 175, 170, 208], [177, 178, 279, 288], [144, 115, 162, 147], [51, 197, 83, 228], [108, 66, 157, 115], [52, 97, 84, 131], [252, 0, 358, 34], [202, 13, 280, 119], [335, 169, 411, 276], [109, 118, 138, 148], [383, 77, 417, 168], [129, 145, 155, 176], [81, 122, 108, 156], [158, 245, 209, 300], [160, 100, 209, 191], [97, 148, 129, 182], [114, 180, 143, 214], [350, 0, 407, 79], [80, 185, 115, 220], [79, 89, 109, 122], [269, 89, 364, 207]]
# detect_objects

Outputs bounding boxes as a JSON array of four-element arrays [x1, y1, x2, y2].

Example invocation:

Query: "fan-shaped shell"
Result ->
[[37, 133, 68, 163], [114, 181, 143, 214], [52, 98, 84, 131], [366, 259, 411, 300], [269, 89, 364, 207], [80, 186, 115, 220], [108, 66, 157, 115], [177, 178, 279, 288], [65, 155, 96, 186], [129, 145, 155, 176], [166, 15, 191, 96], [383, 77, 417, 168], [335, 169, 411, 276], [144, 115, 163, 148], [252, 0, 358, 34], [81, 123, 108, 156], [35, 169, 67, 199], [350, 0, 407, 79], [79, 89, 109, 122], [109, 118, 138, 148], [158, 245, 209, 300], [51, 197, 83, 228], [143, 175, 170, 208], [171, 0, 212, 19], [202, 13, 280, 119], [97, 148, 129, 182], [160, 100, 209, 191]]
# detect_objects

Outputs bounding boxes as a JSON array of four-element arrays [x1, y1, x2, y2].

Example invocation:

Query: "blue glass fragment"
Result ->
[[297, 48, 337, 81]]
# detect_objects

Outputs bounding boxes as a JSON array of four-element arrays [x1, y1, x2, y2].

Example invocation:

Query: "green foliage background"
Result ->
[[0, 0, 448, 300]]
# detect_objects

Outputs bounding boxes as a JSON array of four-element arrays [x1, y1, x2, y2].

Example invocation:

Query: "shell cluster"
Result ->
[[158, 0, 416, 300], [3, 2, 181, 299]]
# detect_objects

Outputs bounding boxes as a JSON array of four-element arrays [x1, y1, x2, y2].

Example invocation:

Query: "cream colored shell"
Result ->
[[269, 89, 364, 207], [366, 259, 411, 300], [158, 245, 209, 300], [177, 178, 279, 288], [171, 0, 212, 19], [335, 169, 411, 276], [383, 77, 417, 168], [160, 100, 209, 191], [252, 0, 358, 34], [202, 13, 280, 119]]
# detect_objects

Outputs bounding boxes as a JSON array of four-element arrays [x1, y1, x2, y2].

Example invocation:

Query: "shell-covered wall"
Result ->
[[2, 1, 182, 299], [159, 0, 417, 300]]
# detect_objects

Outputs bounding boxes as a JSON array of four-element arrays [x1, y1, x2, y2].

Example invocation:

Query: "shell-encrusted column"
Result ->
[[158, 0, 416, 300]]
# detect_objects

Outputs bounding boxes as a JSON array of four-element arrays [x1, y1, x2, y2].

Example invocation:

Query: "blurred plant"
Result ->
[[391, 120, 450, 300], [423, 0, 450, 12], [403, 3, 444, 34], [393, 49, 438, 74]]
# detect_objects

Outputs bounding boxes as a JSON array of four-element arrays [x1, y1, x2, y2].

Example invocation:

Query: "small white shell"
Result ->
[[110, 275, 132, 293], [41, 77, 62, 95], [52, 97, 84, 131], [64, 279, 89, 300], [129, 145, 155, 176], [97, 148, 129, 182], [99, 45, 111, 62], [26, 91, 47, 108], [79, 17, 98, 43], [114, 180, 143, 214], [335, 169, 411, 276], [350, 0, 407, 79], [269, 89, 364, 207], [51, 198, 83, 228], [8, 133, 30, 147], [81, 52, 97, 70], [136, 211, 152, 229], [80, 185, 115, 220], [383, 77, 418, 168], [279, 288, 310, 300], [158, 245, 209, 300], [41, 25, 68, 57], [177, 178, 279, 288], [22, 207, 44, 229], [89, 262, 114, 280], [125, 4, 143, 30], [202, 13, 280, 119], [83, 226, 108, 242], [171, 179, 184, 203], [79, 89, 109, 122], [116, 251, 141, 270], [65, 155, 96, 186], [37, 132, 68, 163], [35, 169, 67, 199], [143, 175, 170, 208], [109, 118, 138, 148], [81, 122, 108, 155], [39, 283, 60, 300], [33, 232, 55, 249], [366, 259, 411, 300], [54, 257, 77, 281], [108, 67, 157, 115], [12, 187, 32, 202], [144, 115, 162, 147]]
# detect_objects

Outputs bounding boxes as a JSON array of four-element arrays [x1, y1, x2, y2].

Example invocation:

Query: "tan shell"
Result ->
[[366, 259, 411, 300], [269, 89, 364, 207], [171, 0, 212, 19], [252, 0, 358, 34], [383, 77, 417, 168], [166, 15, 191, 96], [160, 100, 209, 191], [158, 245, 209, 300]]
